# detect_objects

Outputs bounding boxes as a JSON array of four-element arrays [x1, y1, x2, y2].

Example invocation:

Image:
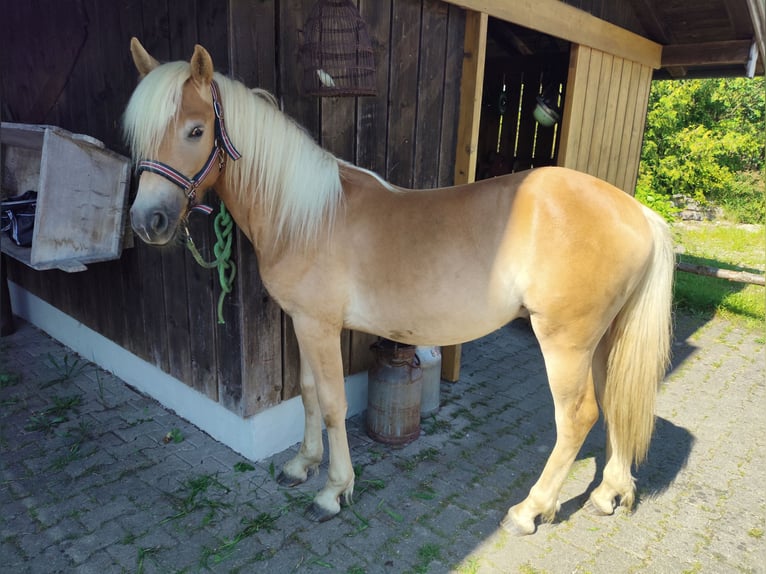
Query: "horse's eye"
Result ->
[[189, 126, 204, 139]]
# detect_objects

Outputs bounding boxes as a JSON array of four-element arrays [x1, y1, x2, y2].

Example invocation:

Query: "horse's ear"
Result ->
[[130, 37, 159, 78], [190, 45, 214, 87]]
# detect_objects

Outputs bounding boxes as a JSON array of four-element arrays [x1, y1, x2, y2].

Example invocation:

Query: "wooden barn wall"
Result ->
[[557, 44, 653, 194], [1, 0, 466, 417]]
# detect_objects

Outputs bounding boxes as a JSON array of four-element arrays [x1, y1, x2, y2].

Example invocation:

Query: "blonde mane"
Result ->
[[123, 61, 343, 245]]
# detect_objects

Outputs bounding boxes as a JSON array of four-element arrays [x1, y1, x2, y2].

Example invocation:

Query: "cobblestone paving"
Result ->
[[1, 313, 764, 573]]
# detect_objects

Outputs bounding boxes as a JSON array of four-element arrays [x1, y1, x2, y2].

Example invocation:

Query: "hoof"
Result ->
[[277, 471, 305, 488], [306, 501, 340, 523], [585, 496, 615, 517], [500, 513, 536, 536]]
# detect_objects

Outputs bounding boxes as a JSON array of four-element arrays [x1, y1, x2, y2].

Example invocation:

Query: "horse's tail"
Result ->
[[601, 205, 675, 469]]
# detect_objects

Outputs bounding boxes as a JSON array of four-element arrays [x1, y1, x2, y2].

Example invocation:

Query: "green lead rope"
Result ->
[[184, 203, 237, 324]]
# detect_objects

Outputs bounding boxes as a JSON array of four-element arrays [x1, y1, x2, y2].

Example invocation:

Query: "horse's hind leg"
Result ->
[[278, 353, 323, 487], [588, 337, 636, 514], [501, 324, 600, 535]]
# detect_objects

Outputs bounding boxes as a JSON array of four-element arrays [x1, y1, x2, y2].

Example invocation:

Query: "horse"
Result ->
[[123, 38, 674, 536]]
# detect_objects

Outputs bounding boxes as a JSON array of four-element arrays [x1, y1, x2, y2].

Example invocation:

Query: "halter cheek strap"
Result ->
[[136, 80, 240, 206]]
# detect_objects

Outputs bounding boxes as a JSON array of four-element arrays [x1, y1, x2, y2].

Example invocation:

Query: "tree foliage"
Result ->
[[636, 77, 765, 223]]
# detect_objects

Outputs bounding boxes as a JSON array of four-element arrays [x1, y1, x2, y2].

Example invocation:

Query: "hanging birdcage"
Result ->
[[300, 0, 377, 97]]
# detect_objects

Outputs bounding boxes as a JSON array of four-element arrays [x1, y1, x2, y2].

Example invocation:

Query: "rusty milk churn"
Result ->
[[416, 346, 442, 418], [366, 339, 423, 445]]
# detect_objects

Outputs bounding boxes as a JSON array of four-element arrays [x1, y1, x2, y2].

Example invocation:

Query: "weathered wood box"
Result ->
[[1, 122, 131, 272]]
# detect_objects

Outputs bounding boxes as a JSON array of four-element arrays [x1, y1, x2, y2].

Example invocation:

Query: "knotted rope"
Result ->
[[184, 203, 237, 324]]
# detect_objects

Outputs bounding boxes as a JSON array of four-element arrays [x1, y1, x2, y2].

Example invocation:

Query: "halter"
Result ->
[[136, 80, 241, 207]]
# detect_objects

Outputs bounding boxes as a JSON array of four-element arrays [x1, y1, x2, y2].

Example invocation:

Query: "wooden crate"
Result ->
[[1, 122, 131, 272]]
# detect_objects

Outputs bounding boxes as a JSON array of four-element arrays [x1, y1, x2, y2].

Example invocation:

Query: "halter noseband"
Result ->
[[136, 80, 241, 207]]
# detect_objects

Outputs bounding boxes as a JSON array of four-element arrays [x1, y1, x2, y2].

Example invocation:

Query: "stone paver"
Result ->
[[1, 313, 764, 573]]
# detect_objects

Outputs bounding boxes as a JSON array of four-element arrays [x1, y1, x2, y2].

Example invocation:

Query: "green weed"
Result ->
[[200, 512, 278, 566], [234, 461, 255, 472], [162, 428, 184, 444], [163, 473, 232, 524], [42, 353, 90, 387], [0, 372, 20, 388]]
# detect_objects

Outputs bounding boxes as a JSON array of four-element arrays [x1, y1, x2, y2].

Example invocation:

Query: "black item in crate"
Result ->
[[1, 191, 37, 247]]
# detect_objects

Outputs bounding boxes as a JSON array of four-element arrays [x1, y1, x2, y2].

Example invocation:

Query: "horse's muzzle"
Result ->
[[130, 204, 181, 245]]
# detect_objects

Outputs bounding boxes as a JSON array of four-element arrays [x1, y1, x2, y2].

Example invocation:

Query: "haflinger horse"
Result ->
[[124, 38, 674, 536]]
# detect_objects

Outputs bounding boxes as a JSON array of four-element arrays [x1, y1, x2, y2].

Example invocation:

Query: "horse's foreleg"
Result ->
[[278, 354, 323, 487], [502, 333, 599, 535], [292, 316, 354, 522]]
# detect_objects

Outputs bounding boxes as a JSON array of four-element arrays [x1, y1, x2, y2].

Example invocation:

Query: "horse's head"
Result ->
[[124, 38, 235, 245]]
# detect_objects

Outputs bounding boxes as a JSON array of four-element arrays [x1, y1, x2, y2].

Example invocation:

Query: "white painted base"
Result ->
[[8, 282, 369, 461]]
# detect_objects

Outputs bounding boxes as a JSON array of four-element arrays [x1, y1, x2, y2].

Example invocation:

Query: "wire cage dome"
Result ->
[[300, 0, 377, 97]]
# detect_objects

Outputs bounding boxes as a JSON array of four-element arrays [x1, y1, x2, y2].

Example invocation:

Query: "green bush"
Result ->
[[637, 78, 765, 223]]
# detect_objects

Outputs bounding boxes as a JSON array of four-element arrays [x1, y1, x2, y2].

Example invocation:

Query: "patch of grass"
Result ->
[[136, 546, 162, 574], [748, 527, 764, 539], [200, 512, 278, 566], [233, 461, 255, 472], [46, 394, 83, 417], [42, 353, 90, 387], [673, 223, 765, 325], [24, 413, 67, 433], [422, 417, 452, 436], [49, 442, 84, 471], [0, 372, 21, 388], [163, 473, 232, 525], [408, 542, 442, 574], [411, 481, 437, 501]]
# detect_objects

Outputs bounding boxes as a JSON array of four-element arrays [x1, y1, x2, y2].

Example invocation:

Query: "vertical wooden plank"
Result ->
[[531, 57, 566, 167], [585, 51, 613, 175], [611, 59, 641, 187], [229, 0, 278, 92], [159, 2, 194, 389], [514, 63, 542, 171], [357, 0, 392, 174], [500, 67, 522, 171], [595, 54, 624, 180], [349, 0, 393, 378], [437, 4, 466, 186], [229, 0, 283, 414], [620, 63, 652, 195], [453, 10, 487, 184], [279, 0, 321, 400], [574, 47, 601, 173], [557, 44, 590, 169], [195, 0, 245, 412], [442, 9, 487, 382], [321, 97, 355, 374], [135, 0, 171, 374], [413, 0, 448, 189], [476, 59, 503, 177], [386, 0, 422, 187], [100, 0, 147, 354], [605, 58, 633, 186]]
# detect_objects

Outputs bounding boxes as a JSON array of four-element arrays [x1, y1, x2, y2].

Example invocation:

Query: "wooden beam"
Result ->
[[453, 11, 488, 184], [746, 0, 766, 67], [443, 0, 662, 68], [677, 261, 765, 286], [662, 40, 755, 68], [441, 10, 488, 383]]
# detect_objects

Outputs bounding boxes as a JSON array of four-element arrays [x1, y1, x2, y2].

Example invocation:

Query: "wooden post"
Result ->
[[441, 10, 488, 382], [1, 255, 15, 336]]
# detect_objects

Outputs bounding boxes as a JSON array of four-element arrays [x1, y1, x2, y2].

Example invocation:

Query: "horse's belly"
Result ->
[[345, 291, 524, 346]]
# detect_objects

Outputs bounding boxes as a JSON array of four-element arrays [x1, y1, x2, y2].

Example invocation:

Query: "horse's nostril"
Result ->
[[150, 211, 168, 234]]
